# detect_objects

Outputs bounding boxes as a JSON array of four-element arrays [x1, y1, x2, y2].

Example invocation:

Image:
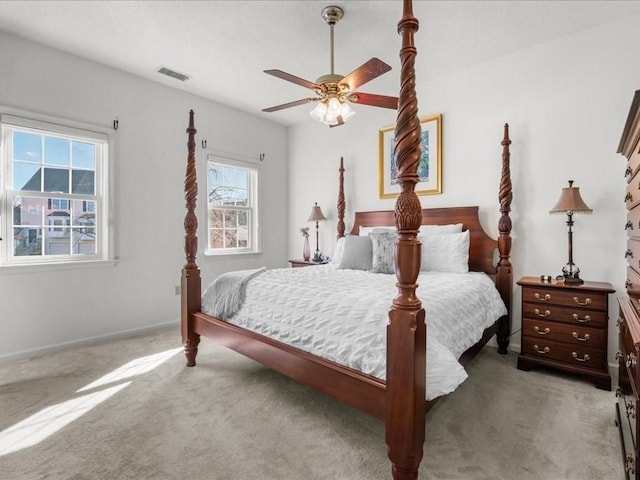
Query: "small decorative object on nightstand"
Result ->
[[517, 276, 614, 390], [289, 259, 328, 268], [300, 227, 311, 261]]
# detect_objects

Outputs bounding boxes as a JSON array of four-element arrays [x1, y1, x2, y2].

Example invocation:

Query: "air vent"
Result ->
[[156, 66, 190, 82]]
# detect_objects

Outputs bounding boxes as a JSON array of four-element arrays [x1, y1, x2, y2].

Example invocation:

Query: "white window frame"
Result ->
[[205, 153, 260, 256], [0, 113, 112, 267]]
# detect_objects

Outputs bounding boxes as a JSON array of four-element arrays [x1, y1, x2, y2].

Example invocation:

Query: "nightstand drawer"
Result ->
[[521, 287, 607, 311], [522, 318, 605, 348], [627, 178, 640, 210], [522, 302, 606, 328], [521, 337, 605, 369]]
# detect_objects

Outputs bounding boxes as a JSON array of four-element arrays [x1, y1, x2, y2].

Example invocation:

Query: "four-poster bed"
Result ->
[[181, 1, 513, 478]]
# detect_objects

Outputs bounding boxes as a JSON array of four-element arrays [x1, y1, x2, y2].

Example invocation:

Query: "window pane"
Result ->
[[44, 136, 70, 166], [13, 131, 41, 163], [209, 208, 223, 228], [14, 227, 42, 256], [43, 167, 70, 193], [238, 210, 248, 226], [13, 162, 41, 191], [44, 227, 70, 255], [210, 229, 223, 248], [13, 196, 43, 226], [224, 229, 237, 248], [72, 142, 95, 169], [72, 228, 96, 254], [72, 169, 95, 195], [72, 200, 96, 225], [224, 210, 237, 228]]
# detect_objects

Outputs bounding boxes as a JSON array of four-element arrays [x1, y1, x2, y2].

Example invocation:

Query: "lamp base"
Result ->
[[561, 263, 583, 285], [312, 250, 323, 263]]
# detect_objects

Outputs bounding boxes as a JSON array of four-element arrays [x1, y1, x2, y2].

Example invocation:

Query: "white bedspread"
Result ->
[[201, 264, 507, 400]]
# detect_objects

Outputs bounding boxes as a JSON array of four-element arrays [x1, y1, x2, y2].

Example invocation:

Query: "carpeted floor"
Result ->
[[0, 326, 623, 480]]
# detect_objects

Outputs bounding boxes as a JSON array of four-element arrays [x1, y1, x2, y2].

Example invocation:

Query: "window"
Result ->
[[1, 114, 110, 265], [206, 155, 259, 254]]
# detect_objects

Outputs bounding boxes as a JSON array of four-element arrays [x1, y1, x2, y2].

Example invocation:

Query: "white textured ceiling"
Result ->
[[0, 1, 639, 126]]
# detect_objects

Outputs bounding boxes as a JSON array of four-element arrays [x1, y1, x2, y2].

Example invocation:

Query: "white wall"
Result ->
[[0, 31, 289, 361], [288, 14, 640, 365]]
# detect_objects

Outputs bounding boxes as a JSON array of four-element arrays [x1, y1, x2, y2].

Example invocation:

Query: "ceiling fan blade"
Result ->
[[340, 58, 392, 92], [264, 69, 319, 90], [349, 92, 398, 110], [262, 98, 318, 113]]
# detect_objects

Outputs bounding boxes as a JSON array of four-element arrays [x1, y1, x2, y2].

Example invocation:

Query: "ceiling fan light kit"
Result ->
[[262, 5, 398, 127]]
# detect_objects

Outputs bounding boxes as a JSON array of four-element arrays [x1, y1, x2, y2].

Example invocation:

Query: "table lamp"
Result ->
[[307, 202, 326, 262], [549, 180, 592, 285]]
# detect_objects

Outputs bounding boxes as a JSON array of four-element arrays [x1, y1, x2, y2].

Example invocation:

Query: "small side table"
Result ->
[[288, 259, 329, 268], [517, 276, 614, 390]]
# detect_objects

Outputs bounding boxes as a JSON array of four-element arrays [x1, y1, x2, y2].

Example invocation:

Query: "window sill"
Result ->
[[0, 258, 119, 275], [203, 249, 262, 257]]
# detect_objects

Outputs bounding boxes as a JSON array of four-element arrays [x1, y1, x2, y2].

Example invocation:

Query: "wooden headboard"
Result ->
[[350, 207, 497, 275]]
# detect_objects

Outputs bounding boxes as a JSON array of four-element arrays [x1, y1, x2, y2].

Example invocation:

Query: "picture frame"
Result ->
[[378, 113, 442, 198]]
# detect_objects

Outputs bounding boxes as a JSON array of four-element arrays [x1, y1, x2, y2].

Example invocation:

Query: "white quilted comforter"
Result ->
[[202, 264, 507, 400]]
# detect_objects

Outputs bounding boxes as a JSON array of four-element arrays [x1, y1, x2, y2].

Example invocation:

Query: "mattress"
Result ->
[[202, 264, 507, 400]]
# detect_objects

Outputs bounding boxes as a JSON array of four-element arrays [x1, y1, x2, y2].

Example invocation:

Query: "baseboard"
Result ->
[[0, 319, 180, 364]]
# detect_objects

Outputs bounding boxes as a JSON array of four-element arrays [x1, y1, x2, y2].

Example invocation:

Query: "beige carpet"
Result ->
[[0, 326, 623, 480]]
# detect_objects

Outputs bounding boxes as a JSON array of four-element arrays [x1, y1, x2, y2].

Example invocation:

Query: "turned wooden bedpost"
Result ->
[[496, 123, 513, 354], [181, 110, 201, 367], [386, 1, 426, 479], [337, 157, 346, 239]]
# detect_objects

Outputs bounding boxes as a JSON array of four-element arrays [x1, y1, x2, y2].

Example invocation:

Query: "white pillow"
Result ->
[[359, 225, 395, 236], [369, 230, 397, 274], [419, 223, 463, 235], [337, 235, 373, 271], [420, 230, 470, 273], [330, 237, 346, 265]]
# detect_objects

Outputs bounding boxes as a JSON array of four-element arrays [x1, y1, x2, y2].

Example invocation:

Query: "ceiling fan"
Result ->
[[262, 5, 398, 127]]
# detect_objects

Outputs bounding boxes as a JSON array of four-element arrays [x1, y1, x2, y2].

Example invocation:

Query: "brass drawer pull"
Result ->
[[534, 326, 550, 335], [627, 220, 634, 230], [617, 351, 624, 361], [626, 280, 633, 289], [572, 352, 591, 362], [628, 353, 637, 369], [534, 293, 551, 302], [572, 313, 591, 323], [533, 308, 551, 318], [626, 249, 634, 259], [626, 401, 636, 419], [625, 454, 635, 475], [626, 192, 633, 202], [616, 386, 624, 398], [626, 166, 633, 178], [533, 345, 550, 354], [617, 317, 624, 327], [572, 332, 590, 342], [572, 296, 592, 306]]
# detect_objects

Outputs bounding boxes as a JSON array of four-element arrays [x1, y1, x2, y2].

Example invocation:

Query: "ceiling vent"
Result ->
[[156, 66, 190, 82]]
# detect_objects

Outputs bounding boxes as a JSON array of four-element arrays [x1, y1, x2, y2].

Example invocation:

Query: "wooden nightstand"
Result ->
[[517, 276, 614, 390], [288, 259, 329, 268]]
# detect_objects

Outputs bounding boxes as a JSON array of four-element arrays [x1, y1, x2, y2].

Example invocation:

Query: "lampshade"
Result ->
[[549, 180, 593, 214], [310, 97, 355, 126], [307, 203, 327, 222]]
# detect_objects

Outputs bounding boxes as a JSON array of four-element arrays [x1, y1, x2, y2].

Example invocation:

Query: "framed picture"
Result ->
[[378, 113, 442, 198]]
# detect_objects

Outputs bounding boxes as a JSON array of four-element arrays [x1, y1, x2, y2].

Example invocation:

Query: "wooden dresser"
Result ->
[[617, 89, 640, 480], [517, 276, 614, 390]]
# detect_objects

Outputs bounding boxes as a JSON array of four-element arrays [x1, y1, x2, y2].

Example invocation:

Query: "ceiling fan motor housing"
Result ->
[[321, 6, 344, 26]]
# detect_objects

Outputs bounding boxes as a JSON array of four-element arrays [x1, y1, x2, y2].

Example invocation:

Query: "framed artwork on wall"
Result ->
[[378, 113, 442, 198]]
